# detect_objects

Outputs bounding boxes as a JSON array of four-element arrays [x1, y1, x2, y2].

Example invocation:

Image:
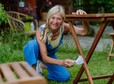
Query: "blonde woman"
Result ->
[[24, 5, 87, 82]]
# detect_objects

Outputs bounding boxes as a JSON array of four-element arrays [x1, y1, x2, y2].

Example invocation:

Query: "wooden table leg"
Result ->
[[73, 20, 108, 84], [108, 73, 114, 84], [68, 22, 93, 84], [107, 35, 114, 61]]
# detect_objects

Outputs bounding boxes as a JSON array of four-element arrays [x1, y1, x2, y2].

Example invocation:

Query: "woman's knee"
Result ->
[[47, 65, 70, 82], [56, 72, 70, 82], [48, 71, 70, 82]]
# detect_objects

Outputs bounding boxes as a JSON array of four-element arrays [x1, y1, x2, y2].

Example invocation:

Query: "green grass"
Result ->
[[0, 30, 114, 84]]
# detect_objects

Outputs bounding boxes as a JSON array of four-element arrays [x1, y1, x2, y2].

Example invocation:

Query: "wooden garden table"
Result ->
[[65, 13, 114, 84]]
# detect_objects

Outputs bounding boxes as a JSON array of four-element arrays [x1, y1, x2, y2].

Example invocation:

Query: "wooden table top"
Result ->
[[65, 13, 114, 18], [65, 13, 114, 22]]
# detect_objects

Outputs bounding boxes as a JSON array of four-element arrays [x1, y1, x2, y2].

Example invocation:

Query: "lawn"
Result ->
[[0, 31, 114, 84]]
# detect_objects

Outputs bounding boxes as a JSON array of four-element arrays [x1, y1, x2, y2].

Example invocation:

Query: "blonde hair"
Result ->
[[40, 5, 65, 43], [46, 5, 65, 23]]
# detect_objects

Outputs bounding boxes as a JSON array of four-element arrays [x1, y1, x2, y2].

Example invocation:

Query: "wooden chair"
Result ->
[[107, 33, 114, 61], [7, 11, 38, 36], [0, 62, 47, 84]]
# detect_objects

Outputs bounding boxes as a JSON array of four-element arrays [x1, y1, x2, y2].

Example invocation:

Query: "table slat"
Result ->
[[13, 77, 47, 84], [0, 64, 17, 82], [20, 62, 41, 77], [0, 70, 4, 83], [10, 62, 30, 79]]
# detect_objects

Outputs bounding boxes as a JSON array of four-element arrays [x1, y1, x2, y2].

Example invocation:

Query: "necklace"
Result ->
[[51, 29, 60, 40]]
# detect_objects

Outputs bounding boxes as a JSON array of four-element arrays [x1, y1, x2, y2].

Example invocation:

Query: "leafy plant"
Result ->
[[21, 0, 24, 1], [73, 0, 114, 13], [1, 28, 32, 50], [0, 3, 8, 25]]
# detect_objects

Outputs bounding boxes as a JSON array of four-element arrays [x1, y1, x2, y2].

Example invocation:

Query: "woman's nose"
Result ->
[[53, 18, 58, 23]]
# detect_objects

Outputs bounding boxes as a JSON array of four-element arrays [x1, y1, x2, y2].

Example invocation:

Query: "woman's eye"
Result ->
[[58, 18, 62, 20], [51, 17, 55, 19], [50, 16, 62, 21]]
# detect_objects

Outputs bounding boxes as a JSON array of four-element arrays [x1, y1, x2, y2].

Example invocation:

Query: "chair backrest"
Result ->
[[7, 12, 25, 32], [7, 11, 38, 35]]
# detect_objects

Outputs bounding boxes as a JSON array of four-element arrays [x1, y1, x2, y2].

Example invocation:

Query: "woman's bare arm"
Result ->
[[36, 29, 66, 66], [64, 22, 89, 35]]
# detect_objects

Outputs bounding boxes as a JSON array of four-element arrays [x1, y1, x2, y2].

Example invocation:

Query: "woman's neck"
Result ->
[[51, 27, 60, 33], [51, 28, 60, 40]]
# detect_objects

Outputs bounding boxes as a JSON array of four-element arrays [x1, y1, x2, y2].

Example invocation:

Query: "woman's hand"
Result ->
[[72, 9, 87, 15], [63, 59, 75, 68]]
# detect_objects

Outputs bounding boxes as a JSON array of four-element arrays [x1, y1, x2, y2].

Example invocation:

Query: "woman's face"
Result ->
[[48, 12, 64, 31]]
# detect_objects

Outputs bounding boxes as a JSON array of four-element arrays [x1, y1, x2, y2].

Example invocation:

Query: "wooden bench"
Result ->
[[0, 62, 47, 84]]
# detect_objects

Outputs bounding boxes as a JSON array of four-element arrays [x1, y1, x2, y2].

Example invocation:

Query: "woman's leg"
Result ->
[[24, 40, 40, 68], [82, 21, 95, 36], [45, 63, 70, 82], [44, 54, 70, 82], [82, 21, 90, 33]]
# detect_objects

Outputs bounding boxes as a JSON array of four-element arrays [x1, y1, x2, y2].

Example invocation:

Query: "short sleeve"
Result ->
[[39, 24, 46, 31]]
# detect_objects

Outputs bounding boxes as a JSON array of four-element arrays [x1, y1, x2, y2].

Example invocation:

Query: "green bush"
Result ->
[[73, 0, 114, 13], [0, 3, 8, 25]]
